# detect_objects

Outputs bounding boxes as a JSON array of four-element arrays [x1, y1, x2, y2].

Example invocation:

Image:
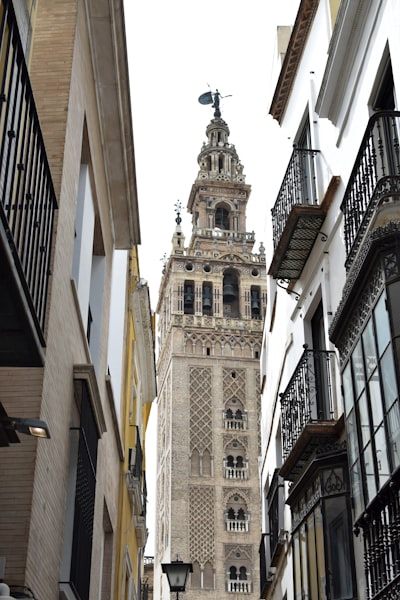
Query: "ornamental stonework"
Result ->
[[190, 367, 213, 454], [189, 486, 215, 564]]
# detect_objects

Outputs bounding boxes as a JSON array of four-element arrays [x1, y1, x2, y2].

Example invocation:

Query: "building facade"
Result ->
[[260, 1, 400, 599], [0, 1, 149, 599], [154, 103, 267, 599], [114, 249, 156, 600]]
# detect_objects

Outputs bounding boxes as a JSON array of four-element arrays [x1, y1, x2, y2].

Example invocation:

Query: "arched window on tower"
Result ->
[[202, 283, 213, 316], [215, 206, 230, 229], [250, 286, 261, 319], [223, 269, 240, 317], [184, 281, 194, 315], [218, 155, 224, 173]]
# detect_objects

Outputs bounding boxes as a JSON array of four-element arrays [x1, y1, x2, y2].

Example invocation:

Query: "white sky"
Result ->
[[122, 0, 298, 556]]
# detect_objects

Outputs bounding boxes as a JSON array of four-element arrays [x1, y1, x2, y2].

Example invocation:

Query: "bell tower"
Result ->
[[155, 99, 266, 600]]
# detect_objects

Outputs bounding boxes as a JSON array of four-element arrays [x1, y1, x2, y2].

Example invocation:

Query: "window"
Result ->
[[202, 282, 213, 315], [342, 289, 400, 519], [184, 280, 195, 314], [215, 205, 230, 229], [60, 376, 101, 600], [223, 269, 240, 318], [267, 469, 285, 566], [225, 494, 249, 532], [72, 163, 105, 372], [250, 286, 261, 319], [291, 466, 355, 600], [295, 114, 317, 205]]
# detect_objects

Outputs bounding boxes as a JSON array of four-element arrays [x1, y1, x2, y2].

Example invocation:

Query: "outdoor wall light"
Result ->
[[161, 559, 193, 599], [0, 415, 50, 441]]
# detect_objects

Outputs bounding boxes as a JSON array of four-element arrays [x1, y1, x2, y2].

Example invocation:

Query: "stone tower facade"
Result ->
[[155, 105, 266, 600]]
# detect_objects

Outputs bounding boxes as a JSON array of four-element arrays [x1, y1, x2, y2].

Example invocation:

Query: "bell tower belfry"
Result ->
[[155, 100, 266, 600]]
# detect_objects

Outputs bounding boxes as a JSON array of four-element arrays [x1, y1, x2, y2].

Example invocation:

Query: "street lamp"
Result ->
[[0, 402, 50, 446], [162, 559, 193, 599]]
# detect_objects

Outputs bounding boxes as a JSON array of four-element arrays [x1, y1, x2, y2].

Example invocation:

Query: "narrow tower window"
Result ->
[[184, 281, 194, 315]]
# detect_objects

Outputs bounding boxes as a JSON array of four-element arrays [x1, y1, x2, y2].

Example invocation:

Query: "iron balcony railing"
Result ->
[[271, 147, 319, 249], [341, 111, 400, 269], [280, 346, 335, 460], [0, 0, 57, 341]]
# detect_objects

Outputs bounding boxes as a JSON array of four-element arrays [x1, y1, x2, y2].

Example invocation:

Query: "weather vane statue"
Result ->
[[198, 88, 231, 118]]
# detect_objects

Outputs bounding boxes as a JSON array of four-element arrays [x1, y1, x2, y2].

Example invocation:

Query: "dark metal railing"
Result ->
[[0, 0, 57, 341], [341, 111, 400, 268], [267, 468, 284, 561], [271, 147, 319, 249], [358, 482, 400, 600], [280, 346, 335, 460], [259, 534, 270, 598]]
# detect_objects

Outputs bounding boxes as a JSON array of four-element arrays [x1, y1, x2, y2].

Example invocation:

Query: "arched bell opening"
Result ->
[[184, 280, 194, 315], [250, 285, 261, 319], [202, 282, 213, 316], [223, 269, 240, 318], [215, 204, 230, 230]]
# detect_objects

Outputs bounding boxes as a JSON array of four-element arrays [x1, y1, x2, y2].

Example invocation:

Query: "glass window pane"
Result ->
[[300, 524, 308, 598], [293, 532, 302, 600], [374, 425, 390, 487], [362, 443, 377, 505], [307, 514, 318, 599], [350, 461, 364, 519], [387, 281, 400, 337], [381, 346, 398, 410], [314, 505, 327, 600], [387, 402, 400, 470], [374, 292, 391, 356], [358, 391, 370, 448], [342, 362, 354, 417], [362, 320, 377, 377], [368, 369, 383, 430], [352, 339, 365, 398], [347, 408, 359, 467], [324, 496, 354, 599]]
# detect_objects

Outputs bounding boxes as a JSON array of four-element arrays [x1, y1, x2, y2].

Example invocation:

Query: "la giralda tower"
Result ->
[[154, 96, 267, 600]]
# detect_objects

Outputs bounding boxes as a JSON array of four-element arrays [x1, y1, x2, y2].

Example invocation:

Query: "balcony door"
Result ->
[[296, 115, 316, 205], [311, 303, 331, 420]]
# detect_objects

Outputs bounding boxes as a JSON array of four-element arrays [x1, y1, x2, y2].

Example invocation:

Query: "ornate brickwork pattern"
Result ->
[[224, 543, 253, 562], [189, 486, 215, 564], [190, 367, 213, 454], [223, 434, 248, 452], [223, 487, 251, 504], [223, 367, 246, 405], [255, 369, 261, 454]]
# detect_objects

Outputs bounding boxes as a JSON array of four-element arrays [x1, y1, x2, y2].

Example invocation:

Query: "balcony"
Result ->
[[223, 458, 248, 480], [280, 346, 340, 480], [225, 514, 249, 533], [341, 110, 400, 271], [0, 0, 57, 366], [269, 147, 327, 280], [227, 580, 251, 594], [223, 409, 247, 431]]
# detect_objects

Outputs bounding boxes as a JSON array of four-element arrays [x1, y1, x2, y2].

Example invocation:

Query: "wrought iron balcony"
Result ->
[[269, 147, 325, 280], [341, 110, 400, 271], [280, 346, 339, 480], [0, 0, 57, 365]]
